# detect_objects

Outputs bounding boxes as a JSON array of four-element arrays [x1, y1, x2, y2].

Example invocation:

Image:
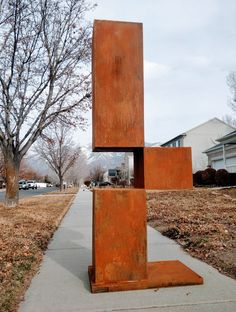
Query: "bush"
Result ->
[[193, 170, 204, 186], [201, 167, 216, 185], [229, 173, 236, 186], [215, 169, 230, 186]]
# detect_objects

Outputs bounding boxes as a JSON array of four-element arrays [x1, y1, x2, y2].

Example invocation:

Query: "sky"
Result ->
[[78, 0, 236, 146]]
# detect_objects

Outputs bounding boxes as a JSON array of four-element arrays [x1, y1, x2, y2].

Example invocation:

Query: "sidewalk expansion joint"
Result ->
[[109, 299, 236, 311]]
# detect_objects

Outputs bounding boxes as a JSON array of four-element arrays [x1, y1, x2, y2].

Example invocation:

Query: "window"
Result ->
[[176, 140, 180, 147]]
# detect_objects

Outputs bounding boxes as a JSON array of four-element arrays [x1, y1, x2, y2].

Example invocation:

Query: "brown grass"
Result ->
[[0, 192, 76, 312], [147, 187, 236, 279]]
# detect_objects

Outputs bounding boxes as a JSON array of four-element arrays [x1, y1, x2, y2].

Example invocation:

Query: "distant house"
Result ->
[[204, 130, 236, 173], [161, 118, 235, 172], [104, 163, 130, 185]]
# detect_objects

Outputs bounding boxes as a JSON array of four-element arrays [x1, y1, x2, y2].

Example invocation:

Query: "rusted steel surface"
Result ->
[[88, 266, 148, 293], [89, 20, 203, 293], [92, 189, 147, 284], [144, 147, 193, 190], [89, 189, 203, 293], [92, 20, 144, 151], [147, 261, 203, 288], [88, 259, 203, 293]]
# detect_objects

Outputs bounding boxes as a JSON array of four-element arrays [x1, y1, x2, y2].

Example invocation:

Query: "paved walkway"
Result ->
[[19, 190, 236, 312]]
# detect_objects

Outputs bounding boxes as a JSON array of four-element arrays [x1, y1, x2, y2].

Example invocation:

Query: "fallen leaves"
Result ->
[[0, 191, 77, 312], [147, 187, 236, 280]]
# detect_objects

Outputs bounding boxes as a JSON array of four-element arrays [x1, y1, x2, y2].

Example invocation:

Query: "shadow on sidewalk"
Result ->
[[47, 226, 92, 292]]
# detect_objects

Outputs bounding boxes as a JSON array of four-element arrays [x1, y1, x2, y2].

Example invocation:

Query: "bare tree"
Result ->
[[223, 72, 236, 128], [65, 151, 89, 186], [35, 124, 80, 191], [227, 71, 236, 109], [19, 156, 42, 180], [90, 165, 105, 183], [0, 150, 5, 180], [222, 115, 236, 128], [0, 0, 94, 207]]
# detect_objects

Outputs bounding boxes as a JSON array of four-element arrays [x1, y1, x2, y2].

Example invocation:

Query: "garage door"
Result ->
[[226, 157, 236, 173], [212, 159, 224, 170], [212, 157, 236, 173]]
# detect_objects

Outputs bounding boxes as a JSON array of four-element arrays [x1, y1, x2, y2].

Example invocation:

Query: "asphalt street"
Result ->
[[0, 187, 58, 202]]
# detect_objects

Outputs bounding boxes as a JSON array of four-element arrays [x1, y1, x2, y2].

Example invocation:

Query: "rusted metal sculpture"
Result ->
[[88, 20, 203, 293]]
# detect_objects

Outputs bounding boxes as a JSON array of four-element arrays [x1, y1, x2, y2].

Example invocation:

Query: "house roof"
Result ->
[[185, 117, 235, 134], [145, 142, 161, 147], [161, 117, 235, 146], [216, 130, 236, 144], [204, 130, 236, 154], [204, 143, 223, 154], [161, 134, 186, 146]]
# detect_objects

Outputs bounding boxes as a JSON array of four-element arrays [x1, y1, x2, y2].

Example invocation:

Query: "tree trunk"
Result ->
[[5, 156, 20, 208], [59, 174, 63, 192]]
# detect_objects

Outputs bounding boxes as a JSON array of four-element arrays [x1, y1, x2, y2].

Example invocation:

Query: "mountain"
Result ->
[[81, 144, 125, 170], [81, 141, 162, 171]]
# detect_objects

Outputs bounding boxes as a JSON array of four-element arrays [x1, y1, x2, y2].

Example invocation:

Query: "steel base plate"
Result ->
[[88, 260, 203, 293]]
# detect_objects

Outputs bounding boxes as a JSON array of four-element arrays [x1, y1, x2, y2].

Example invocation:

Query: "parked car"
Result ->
[[98, 181, 113, 187], [19, 180, 29, 190], [27, 180, 37, 189]]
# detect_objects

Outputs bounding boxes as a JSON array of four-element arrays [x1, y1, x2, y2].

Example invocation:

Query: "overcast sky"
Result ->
[[78, 0, 236, 146]]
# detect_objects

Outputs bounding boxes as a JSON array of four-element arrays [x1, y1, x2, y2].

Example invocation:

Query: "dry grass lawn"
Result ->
[[147, 187, 236, 280], [0, 188, 78, 312]]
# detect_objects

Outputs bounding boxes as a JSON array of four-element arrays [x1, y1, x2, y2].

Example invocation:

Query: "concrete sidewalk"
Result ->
[[19, 190, 236, 312]]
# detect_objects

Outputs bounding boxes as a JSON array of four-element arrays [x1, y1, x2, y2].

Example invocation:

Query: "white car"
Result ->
[[27, 180, 37, 189], [19, 180, 29, 190]]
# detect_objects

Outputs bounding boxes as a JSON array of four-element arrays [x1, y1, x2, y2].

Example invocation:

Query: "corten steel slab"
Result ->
[[144, 147, 193, 190], [88, 260, 203, 293], [147, 261, 203, 288], [92, 20, 144, 151], [90, 189, 147, 286]]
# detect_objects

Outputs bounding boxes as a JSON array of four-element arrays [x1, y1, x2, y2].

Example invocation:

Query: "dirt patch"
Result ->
[[0, 193, 76, 312], [147, 187, 236, 280]]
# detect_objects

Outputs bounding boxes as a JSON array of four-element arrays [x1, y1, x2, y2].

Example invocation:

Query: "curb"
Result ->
[[54, 192, 78, 229]]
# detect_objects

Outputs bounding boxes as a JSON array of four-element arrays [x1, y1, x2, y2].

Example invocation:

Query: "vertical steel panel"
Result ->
[[92, 20, 144, 150], [93, 189, 147, 283]]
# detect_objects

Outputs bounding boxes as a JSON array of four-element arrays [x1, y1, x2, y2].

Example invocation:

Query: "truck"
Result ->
[[27, 180, 37, 189]]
